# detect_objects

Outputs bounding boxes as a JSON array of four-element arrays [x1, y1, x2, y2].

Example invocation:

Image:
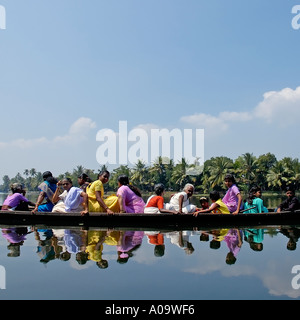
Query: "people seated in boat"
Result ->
[[51, 178, 88, 215], [32, 171, 58, 213], [255, 186, 268, 212], [1, 183, 36, 211], [86, 170, 119, 214], [199, 196, 210, 210], [117, 175, 145, 213], [78, 173, 92, 193], [222, 174, 242, 215], [144, 183, 179, 214], [243, 186, 268, 214], [277, 186, 300, 213], [165, 183, 197, 214], [193, 190, 230, 217]]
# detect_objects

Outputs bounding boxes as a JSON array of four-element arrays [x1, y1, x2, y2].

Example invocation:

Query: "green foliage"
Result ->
[[0, 153, 299, 193]]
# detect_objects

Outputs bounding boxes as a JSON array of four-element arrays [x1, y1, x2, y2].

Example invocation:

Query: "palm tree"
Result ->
[[266, 161, 287, 190], [108, 165, 131, 190], [1, 175, 10, 192], [256, 153, 277, 190], [73, 165, 85, 178], [291, 158, 300, 190], [131, 160, 149, 191], [204, 156, 234, 190], [149, 156, 168, 187], [29, 168, 37, 177], [23, 169, 29, 177], [171, 158, 191, 190], [238, 153, 259, 189]]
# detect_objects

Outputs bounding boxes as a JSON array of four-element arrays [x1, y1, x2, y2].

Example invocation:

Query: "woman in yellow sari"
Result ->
[[86, 170, 119, 214]]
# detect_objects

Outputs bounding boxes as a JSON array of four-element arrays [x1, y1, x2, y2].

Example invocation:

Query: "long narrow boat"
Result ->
[[0, 209, 299, 230]]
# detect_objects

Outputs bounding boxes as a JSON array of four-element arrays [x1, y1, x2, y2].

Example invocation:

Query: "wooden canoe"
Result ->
[[0, 209, 299, 230]]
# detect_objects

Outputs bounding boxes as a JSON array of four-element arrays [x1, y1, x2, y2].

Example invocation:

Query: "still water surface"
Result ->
[[0, 193, 299, 300]]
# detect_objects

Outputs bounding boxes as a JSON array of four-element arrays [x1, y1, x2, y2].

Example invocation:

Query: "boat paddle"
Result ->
[[238, 206, 256, 213]]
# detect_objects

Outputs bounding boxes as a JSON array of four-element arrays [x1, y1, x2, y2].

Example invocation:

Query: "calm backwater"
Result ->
[[0, 193, 299, 300]]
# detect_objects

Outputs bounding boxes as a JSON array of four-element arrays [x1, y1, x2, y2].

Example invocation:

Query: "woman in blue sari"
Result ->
[[32, 171, 58, 213]]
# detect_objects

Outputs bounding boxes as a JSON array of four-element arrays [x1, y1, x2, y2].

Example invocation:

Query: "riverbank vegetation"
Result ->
[[0, 153, 299, 193]]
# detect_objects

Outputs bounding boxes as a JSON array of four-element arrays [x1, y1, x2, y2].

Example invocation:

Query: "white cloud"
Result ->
[[181, 86, 300, 131], [69, 117, 97, 135], [181, 113, 229, 132], [0, 117, 97, 150], [254, 86, 300, 126]]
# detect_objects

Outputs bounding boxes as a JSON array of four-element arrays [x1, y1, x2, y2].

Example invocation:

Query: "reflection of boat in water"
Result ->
[[0, 209, 300, 230]]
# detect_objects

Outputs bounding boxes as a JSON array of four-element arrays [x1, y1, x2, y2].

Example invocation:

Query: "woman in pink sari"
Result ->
[[117, 175, 145, 213]]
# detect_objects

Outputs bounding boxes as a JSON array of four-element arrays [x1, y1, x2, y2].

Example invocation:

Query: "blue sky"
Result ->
[[0, 0, 300, 179]]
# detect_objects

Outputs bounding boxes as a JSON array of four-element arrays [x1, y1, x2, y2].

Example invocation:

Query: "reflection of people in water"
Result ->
[[64, 229, 88, 265], [117, 231, 144, 263], [166, 231, 195, 255], [51, 229, 70, 261], [199, 232, 209, 242], [145, 231, 165, 257], [244, 229, 264, 252], [223, 229, 243, 265], [279, 227, 300, 251], [201, 229, 229, 250], [34, 229, 57, 263], [86, 230, 108, 269], [1, 227, 31, 257]]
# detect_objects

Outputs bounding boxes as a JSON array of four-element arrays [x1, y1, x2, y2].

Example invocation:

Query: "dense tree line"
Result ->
[[0, 153, 299, 193]]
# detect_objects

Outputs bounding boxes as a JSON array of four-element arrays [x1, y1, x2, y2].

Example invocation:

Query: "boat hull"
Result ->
[[0, 210, 299, 230]]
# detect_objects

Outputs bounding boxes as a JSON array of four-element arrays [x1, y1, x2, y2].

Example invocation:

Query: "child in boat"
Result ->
[[144, 183, 179, 214], [277, 186, 300, 212], [222, 174, 242, 214], [199, 196, 210, 210], [193, 190, 230, 216], [1, 183, 35, 211], [244, 186, 268, 214]]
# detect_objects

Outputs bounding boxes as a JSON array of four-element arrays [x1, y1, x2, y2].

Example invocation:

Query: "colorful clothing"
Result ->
[[222, 184, 240, 213], [37, 181, 57, 212], [211, 199, 230, 214], [52, 187, 84, 213], [165, 192, 196, 213], [117, 231, 144, 257], [117, 185, 145, 213], [64, 187, 83, 212], [2, 193, 29, 209], [224, 229, 243, 257], [85, 230, 106, 262], [87, 180, 119, 212], [146, 195, 164, 209], [244, 197, 266, 214], [144, 195, 164, 213], [147, 233, 164, 245], [2, 228, 28, 244]]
